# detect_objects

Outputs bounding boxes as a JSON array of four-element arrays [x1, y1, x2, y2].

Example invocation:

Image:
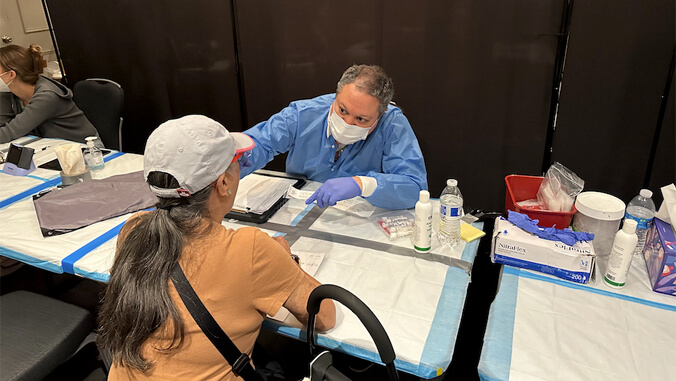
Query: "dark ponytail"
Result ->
[[97, 171, 215, 373]]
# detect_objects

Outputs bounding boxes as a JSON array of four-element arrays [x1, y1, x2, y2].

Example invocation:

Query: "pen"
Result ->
[[36, 146, 50, 152]]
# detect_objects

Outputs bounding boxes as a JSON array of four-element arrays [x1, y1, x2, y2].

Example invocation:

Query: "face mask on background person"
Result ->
[[0, 71, 13, 92], [328, 107, 376, 145]]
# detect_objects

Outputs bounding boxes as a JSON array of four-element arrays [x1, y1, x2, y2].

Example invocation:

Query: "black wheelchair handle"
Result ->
[[306, 284, 397, 366]]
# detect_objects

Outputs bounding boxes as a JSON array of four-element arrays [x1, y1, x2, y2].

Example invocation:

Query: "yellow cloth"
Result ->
[[461, 223, 486, 242]]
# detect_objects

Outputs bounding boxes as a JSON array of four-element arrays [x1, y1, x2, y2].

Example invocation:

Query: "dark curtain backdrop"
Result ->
[[45, 0, 674, 211], [552, 0, 675, 207], [46, 0, 242, 154]]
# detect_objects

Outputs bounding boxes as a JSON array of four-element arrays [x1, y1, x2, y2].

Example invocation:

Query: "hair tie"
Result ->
[[157, 204, 173, 211]]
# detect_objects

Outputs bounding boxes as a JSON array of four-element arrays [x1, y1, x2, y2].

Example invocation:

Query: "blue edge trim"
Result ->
[[478, 265, 676, 381], [262, 237, 481, 379]]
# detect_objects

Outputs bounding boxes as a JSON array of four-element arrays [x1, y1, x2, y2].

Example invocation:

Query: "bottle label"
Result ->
[[624, 212, 652, 230], [441, 205, 461, 217]]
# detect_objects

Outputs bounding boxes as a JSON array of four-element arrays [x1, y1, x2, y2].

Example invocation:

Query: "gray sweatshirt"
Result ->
[[0, 76, 98, 144]]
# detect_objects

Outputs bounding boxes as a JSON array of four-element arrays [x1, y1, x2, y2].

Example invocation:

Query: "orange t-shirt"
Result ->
[[108, 224, 304, 381]]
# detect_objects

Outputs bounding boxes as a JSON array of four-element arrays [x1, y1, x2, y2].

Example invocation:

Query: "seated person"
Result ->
[[241, 64, 428, 210], [97, 115, 335, 380], [0, 44, 98, 143]]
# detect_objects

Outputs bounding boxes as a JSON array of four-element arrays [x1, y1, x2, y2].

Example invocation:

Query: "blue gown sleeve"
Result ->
[[240, 104, 299, 178], [363, 115, 428, 210]]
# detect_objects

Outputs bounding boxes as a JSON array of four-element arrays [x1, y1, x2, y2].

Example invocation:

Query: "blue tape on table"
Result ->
[[0, 176, 61, 209], [262, 320, 440, 378], [62, 220, 127, 274], [478, 267, 520, 381], [290, 203, 315, 226], [507, 266, 676, 312], [461, 221, 484, 263], [263, 266, 471, 379], [0, 245, 63, 274], [103, 151, 125, 162], [419, 266, 471, 377]]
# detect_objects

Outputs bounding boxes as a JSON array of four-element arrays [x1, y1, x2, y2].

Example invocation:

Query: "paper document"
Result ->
[[286, 185, 314, 200], [334, 197, 376, 218], [233, 174, 298, 214], [286, 185, 375, 217], [269, 250, 326, 322]]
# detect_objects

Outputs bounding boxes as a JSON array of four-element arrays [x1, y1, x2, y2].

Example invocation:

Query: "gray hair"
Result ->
[[336, 64, 394, 114]]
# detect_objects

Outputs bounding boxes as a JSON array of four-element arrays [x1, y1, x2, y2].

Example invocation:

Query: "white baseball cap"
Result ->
[[143, 115, 254, 198]]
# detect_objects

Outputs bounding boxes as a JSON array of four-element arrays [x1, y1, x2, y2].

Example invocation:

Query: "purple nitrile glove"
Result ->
[[306, 177, 362, 208]]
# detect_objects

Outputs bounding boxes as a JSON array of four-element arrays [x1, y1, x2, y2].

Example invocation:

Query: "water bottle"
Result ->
[[83, 136, 104, 172], [439, 179, 463, 247], [624, 189, 656, 258]]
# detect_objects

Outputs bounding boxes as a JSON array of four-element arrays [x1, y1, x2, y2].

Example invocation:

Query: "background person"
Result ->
[[241, 64, 428, 210], [97, 115, 335, 380], [0, 44, 98, 143]]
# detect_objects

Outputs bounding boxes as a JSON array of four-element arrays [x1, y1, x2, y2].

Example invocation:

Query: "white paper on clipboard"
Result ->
[[233, 174, 298, 214], [268, 250, 326, 322]]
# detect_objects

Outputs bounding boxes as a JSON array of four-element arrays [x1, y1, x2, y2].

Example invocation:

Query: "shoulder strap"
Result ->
[[170, 264, 263, 381]]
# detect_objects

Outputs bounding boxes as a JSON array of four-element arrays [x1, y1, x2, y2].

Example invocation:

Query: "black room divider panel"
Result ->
[[45, 0, 242, 154]]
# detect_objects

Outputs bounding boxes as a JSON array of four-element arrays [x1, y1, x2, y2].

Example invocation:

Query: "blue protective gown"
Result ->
[[241, 94, 428, 210]]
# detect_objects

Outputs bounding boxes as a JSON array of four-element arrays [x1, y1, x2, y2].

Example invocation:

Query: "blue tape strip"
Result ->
[[271, 232, 286, 238], [505, 266, 676, 312], [419, 266, 471, 377], [103, 151, 125, 162], [73, 268, 110, 283], [26, 174, 49, 181], [0, 245, 63, 274], [290, 203, 315, 227], [262, 320, 438, 378], [62, 220, 127, 274], [0, 177, 61, 209], [461, 221, 484, 263], [478, 268, 520, 381]]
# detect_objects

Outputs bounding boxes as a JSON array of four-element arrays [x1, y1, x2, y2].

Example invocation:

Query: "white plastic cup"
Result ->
[[572, 192, 626, 257]]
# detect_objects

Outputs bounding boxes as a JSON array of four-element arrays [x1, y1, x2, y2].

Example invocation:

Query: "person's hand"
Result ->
[[272, 235, 291, 254], [305, 177, 362, 208]]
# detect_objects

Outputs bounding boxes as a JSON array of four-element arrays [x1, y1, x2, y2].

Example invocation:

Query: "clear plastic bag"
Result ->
[[537, 162, 584, 212], [374, 212, 414, 240]]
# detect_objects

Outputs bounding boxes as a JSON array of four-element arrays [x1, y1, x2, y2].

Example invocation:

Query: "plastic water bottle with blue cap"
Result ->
[[83, 136, 104, 172], [624, 189, 655, 258], [439, 179, 463, 247]]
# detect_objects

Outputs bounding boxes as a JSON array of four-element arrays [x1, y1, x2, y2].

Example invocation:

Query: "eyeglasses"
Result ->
[[232, 150, 252, 171]]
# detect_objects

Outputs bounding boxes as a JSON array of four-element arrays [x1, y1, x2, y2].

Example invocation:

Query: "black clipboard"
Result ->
[[224, 171, 306, 224]]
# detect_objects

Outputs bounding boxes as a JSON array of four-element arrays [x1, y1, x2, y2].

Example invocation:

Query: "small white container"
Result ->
[[604, 219, 639, 288], [414, 190, 433, 253], [572, 191, 626, 257]]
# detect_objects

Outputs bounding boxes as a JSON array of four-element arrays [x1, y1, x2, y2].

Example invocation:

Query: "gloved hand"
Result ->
[[507, 210, 594, 245], [306, 177, 362, 208]]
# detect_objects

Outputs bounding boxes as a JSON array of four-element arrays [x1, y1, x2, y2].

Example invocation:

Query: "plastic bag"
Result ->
[[537, 162, 584, 212], [374, 212, 414, 240]]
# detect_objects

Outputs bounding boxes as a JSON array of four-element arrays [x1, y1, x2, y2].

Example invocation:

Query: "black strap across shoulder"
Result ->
[[170, 264, 263, 381]]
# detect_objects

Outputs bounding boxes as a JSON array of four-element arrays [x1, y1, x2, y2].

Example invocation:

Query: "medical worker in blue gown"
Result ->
[[241, 64, 428, 210]]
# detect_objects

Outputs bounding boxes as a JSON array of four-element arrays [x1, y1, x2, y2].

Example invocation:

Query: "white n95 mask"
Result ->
[[0, 72, 12, 93], [328, 108, 373, 145]]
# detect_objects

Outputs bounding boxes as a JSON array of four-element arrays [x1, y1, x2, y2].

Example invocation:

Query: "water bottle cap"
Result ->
[[419, 190, 430, 203], [622, 218, 637, 234], [639, 189, 652, 198], [447, 179, 457, 187]]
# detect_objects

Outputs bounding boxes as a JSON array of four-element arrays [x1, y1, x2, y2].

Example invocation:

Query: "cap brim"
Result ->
[[231, 132, 255, 154]]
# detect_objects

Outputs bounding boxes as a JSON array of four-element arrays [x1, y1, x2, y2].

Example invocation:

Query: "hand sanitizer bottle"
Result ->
[[84, 136, 104, 172]]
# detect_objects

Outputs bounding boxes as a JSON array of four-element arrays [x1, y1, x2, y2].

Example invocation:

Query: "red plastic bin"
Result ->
[[504, 175, 577, 229]]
